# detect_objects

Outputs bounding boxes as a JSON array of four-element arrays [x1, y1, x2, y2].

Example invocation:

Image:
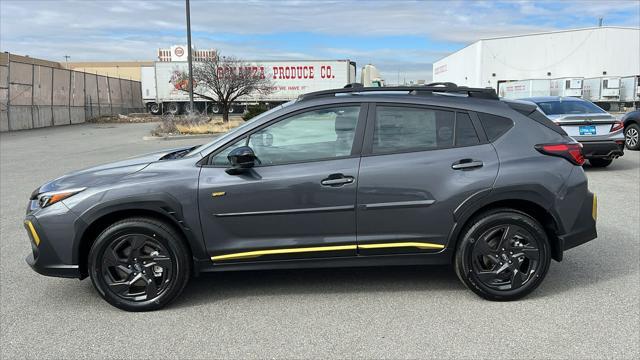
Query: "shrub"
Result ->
[[242, 103, 269, 121]]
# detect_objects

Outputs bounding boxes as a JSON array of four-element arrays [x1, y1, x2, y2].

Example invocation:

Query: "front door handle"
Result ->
[[452, 159, 484, 170], [321, 174, 354, 186]]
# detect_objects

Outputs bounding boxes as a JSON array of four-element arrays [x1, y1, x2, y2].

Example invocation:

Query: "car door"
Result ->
[[198, 103, 367, 262], [356, 103, 499, 255]]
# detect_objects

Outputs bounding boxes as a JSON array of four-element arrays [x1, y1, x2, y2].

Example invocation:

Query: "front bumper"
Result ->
[[24, 213, 81, 279], [580, 140, 625, 159]]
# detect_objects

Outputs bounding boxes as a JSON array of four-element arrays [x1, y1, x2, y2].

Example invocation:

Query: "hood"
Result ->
[[37, 145, 196, 194], [546, 113, 616, 123]]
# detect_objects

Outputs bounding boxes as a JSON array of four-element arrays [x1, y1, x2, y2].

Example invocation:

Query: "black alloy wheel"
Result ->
[[455, 209, 551, 301], [470, 224, 541, 290], [100, 234, 173, 302], [89, 218, 190, 311]]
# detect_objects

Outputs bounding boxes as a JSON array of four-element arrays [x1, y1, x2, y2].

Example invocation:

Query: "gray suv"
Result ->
[[24, 84, 598, 311]]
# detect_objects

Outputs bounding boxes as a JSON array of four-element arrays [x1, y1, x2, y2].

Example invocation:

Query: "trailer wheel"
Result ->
[[208, 104, 221, 114], [148, 102, 161, 115], [165, 102, 180, 115], [183, 102, 200, 115]]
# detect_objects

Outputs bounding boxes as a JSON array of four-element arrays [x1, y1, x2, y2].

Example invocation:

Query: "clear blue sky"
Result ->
[[1, 0, 638, 82]]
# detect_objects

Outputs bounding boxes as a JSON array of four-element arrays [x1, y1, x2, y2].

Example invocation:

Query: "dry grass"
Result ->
[[175, 119, 244, 134]]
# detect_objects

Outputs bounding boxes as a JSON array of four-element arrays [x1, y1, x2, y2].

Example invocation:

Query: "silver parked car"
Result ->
[[520, 96, 625, 167]]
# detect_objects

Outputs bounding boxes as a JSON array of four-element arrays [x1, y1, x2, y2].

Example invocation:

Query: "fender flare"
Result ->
[[447, 185, 565, 260], [71, 193, 208, 264]]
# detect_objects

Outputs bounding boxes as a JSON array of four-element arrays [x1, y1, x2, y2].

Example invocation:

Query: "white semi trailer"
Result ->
[[142, 60, 358, 115], [497, 79, 550, 99], [582, 77, 621, 110], [550, 78, 583, 97], [620, 75, 640, 108]]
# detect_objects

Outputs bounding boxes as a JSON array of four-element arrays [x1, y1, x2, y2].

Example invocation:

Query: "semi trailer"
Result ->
[[498, 76, 638, 110], [141, 60, 359, 115]]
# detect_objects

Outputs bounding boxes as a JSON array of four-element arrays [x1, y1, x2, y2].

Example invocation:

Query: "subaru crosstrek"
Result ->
[[25, 84, 598, 311]]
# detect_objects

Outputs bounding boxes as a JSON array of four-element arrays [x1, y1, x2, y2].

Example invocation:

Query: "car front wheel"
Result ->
[[88, 217, 190, 311], [454, 209, 551, 301]]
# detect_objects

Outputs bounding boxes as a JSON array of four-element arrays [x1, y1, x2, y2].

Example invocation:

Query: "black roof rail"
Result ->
[[298, 83, 499, 101]]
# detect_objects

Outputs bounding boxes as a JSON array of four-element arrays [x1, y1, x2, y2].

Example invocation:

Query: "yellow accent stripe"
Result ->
[[358, 242, 445, 250], [211, 242, 445, 261], [212, 191, 226, 197], [211, 245, 357, 261], [592, 194, 598, 221], [25, 221, 41, 246]]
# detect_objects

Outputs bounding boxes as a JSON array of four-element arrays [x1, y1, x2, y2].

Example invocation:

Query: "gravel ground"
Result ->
[[1, 122, 638, 359]]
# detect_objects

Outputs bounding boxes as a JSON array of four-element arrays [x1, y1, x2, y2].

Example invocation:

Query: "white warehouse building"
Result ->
[[432, 27, 640, 90]]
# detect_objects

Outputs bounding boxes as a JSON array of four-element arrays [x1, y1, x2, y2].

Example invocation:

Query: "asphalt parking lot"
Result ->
[[1, 122, 638, 359]]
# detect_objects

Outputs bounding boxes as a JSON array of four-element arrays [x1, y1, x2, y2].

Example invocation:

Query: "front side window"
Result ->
[[245, 106, 360, 165], [209, 106, 360, 166], [372, 106, 455, 153]]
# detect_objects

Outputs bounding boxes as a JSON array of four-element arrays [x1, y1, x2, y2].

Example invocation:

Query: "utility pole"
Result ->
[[63, 55, 70, 69], [185, 0, 194, 113]]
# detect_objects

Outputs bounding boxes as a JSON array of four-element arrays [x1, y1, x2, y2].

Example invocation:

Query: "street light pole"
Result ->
[[185, 0, 194, 113]]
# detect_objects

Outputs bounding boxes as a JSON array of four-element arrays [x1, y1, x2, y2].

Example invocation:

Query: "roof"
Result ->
[[519, 96, 586, 102], [434, 26, 640, 63], [478, 26, 639, 42]]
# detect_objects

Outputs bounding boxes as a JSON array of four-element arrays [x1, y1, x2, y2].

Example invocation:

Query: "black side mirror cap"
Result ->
[[226, 146, 257, 174]]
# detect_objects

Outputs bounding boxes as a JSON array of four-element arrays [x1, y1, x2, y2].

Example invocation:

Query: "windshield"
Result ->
[[184, 101, 296, 157], [535, 100, 605, 115]]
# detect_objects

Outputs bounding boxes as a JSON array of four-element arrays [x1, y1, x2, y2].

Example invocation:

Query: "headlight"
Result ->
[[36, 188, 86, 208]]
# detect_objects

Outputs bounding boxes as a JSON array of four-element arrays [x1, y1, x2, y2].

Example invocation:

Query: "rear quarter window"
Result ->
[[477, 113, 514, 141]]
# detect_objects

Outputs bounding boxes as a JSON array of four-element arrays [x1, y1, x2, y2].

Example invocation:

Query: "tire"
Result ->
[[589, 158, 613, 167], [625, 123, 640, 150], [165, 102, 180, 115], [88, 217, 191, 311], [454, 209, 551, 301], [209, 104, 221, 114], [148, 102, 161, 115]]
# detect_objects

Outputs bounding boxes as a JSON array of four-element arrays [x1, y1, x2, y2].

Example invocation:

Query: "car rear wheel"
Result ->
[[88, 218, 190, 311], [589, 158, 613, 167], [625, 123, 639, 150], [454, 209, 551, 301]]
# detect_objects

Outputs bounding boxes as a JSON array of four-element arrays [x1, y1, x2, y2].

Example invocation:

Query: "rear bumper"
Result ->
[[559, 192, 598, 252], [580, 140, 624, 159]]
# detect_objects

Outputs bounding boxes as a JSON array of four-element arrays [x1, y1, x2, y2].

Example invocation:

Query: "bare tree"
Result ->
[[175, 54, 274, 122]]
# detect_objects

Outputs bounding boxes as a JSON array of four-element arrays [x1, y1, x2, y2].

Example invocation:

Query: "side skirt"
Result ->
[[193, 249, 453, 274]]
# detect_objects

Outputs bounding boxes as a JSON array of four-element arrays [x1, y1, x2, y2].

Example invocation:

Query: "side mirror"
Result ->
[[226, 146, 257, 174]]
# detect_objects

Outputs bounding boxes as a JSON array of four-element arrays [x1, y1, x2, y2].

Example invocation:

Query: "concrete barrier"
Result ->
[[0, 53, 144, 132]]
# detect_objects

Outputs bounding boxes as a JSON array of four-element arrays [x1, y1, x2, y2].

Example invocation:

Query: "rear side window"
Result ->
[[455, 112, 480, 146], [477, 113, 514, 141], [372, 106, 455, 153]]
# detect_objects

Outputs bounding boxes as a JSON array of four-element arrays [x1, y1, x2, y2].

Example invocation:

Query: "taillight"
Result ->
[[535, 143, 585, 166], [610, 121, 623, 132]]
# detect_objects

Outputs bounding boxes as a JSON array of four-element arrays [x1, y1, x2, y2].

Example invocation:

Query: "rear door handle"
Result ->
[[452, 159, 484, 170], [321, 174, 354, 186]]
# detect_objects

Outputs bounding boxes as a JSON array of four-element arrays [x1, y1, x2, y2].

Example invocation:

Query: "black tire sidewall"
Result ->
[[88, 218, 190, 311], [455, 210, 551, 301]]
